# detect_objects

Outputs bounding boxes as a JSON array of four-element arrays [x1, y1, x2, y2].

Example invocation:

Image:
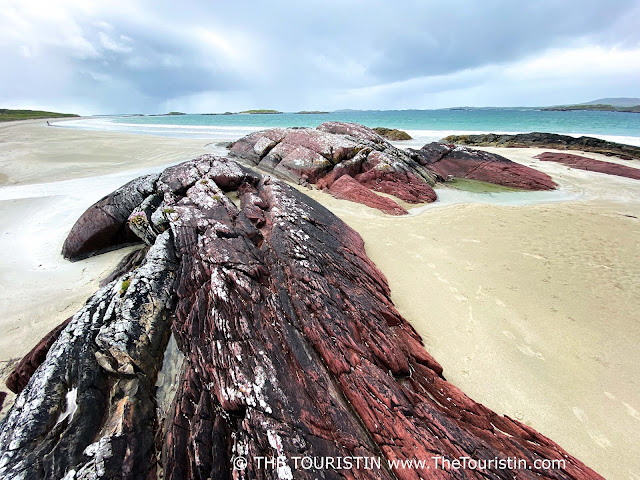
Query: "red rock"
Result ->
[[61, 174, 159, 260], [228, 128, 287, 163], [1, 157, 604, 479], [0, 392, 5, 412], [411, 143, 557, 190], [5, 317, 71, 394], [230, 124, 438, 214], [535, 151, 640, 180], [355, 169, 437, 203], [316, 121, 385, 143], [329, 175, 409, 215]]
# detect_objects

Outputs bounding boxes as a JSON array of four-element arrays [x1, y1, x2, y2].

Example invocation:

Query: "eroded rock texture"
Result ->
[[535, 152, 640, 180], [443, 132, 640, 160], [230, 123, 556, 215], [408, 143, 557, 190], [1, 156, 602, 479], [229, 122, 438, 214], [5, 317, 71, 394]]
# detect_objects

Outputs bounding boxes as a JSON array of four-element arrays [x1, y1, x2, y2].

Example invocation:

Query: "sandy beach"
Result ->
[[1, 121, 639, 478]]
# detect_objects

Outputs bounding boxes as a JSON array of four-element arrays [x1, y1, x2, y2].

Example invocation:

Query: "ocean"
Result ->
[[59, 109, 640, 148]]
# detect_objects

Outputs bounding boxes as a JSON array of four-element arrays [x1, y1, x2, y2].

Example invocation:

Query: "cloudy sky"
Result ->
[[1, 0, 639, 114]]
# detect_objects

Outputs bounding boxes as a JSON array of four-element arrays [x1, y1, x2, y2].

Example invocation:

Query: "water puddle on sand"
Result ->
[[409, 184, 577, 215]]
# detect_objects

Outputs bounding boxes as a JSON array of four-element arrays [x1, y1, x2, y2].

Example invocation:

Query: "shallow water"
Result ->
[[409, 186, 578, 214]]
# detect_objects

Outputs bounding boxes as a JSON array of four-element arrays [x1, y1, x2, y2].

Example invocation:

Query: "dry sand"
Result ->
[[1, 121, 639, 478]]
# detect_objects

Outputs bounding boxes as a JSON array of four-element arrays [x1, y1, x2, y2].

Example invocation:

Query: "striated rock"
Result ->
[[329, 174, 409, 215], [62, 174, 160, 260], [410, 142, 557, 190], [0, 392, 5, 412], [373, 127, 413, 141], [230, 123, 559, 215], [443, 132, 640, 160], [0, 155, 603, 479], [5, 317, 71, 394], [230, 122, 436, 214], [535, 151, 640, 180]]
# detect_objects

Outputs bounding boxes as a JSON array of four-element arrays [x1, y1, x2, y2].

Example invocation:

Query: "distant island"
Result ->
[[166, 111, 186, 115], [543, 104, 640, 113], [238, 109, 283, 114], [542, 97, 640, 113], [295, 110, 330, 114], [0, 109, 79, 122]]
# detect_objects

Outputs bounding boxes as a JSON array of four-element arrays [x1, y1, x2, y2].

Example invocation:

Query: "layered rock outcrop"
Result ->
[[409, 143, 557, 190], [5, 317, 71, 394], [443, 132, 640, 160], [534, 152, 640, 180], [230, 123, 556, 215], [1, 155, 602, 479]]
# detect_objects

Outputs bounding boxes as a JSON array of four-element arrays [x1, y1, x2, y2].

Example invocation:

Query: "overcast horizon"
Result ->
[[1, 0, 639, 115]]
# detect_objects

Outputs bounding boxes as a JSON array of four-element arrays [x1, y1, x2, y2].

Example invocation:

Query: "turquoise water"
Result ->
[[60, 109, 640, 146]]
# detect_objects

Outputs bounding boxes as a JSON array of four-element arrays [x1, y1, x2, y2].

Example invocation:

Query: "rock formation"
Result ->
[[1, 155, 602, 479], [442, 132, 640, 160], [534, 152, 640, 180], [408, 143, 557, 190], [229, 122, 555, 215], [5, 317, 71, 394], [373, 127, 413, 141]]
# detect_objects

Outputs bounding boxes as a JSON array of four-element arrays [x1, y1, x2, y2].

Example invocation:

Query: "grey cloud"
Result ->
[[1, 0, 639, 113]]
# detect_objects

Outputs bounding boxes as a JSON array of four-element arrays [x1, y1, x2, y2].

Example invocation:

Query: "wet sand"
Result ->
[[1, 121, 639, 478]]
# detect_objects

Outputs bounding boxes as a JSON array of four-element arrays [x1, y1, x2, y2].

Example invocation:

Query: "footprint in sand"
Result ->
[[521, 252, 547, 261], [516, 343, 545, 360], [572, 407, 613, 448], [495, 299, 506, 307], [623, 402, 640, 421], [502, 330, 516, 340], [434, 272, 449, 284]]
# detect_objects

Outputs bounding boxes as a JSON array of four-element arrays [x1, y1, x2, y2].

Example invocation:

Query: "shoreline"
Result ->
[[0, 121, 638, 478]]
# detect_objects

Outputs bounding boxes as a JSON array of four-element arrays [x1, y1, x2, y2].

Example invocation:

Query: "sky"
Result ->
[[1, 0, 639, 115]]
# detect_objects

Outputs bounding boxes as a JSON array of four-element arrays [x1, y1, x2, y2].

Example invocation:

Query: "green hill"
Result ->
[[0, 109, 79, 122]]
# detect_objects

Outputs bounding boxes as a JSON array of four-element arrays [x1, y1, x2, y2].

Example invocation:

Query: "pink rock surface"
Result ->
[[535, 151, 640, 180], [411, 143, 557, 190], [329, 174, 409, 215]]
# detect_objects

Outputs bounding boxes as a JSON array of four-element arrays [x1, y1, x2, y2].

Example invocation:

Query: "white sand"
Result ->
[[1, 122, 639, 478]]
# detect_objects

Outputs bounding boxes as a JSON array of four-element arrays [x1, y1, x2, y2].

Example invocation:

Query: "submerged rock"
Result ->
[[535, 151, 640, 180], [409, 142, 557, 190], [0, 156, 602, 479], [443, 132, 640, 160]]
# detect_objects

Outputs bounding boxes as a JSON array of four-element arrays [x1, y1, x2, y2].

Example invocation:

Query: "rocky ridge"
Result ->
[[534, 152, 640, 180], [442, 132, 640, 160], [229, 122, 556, 215], [1, 155, 601, 479]]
